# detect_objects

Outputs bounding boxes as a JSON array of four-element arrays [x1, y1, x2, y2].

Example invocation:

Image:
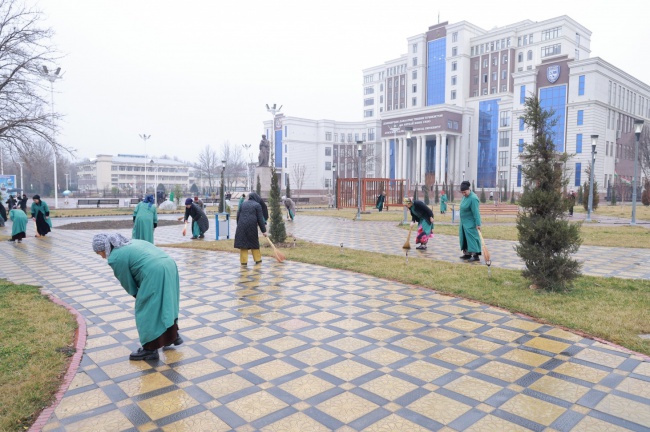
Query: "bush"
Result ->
[[285, 177, 291, 199], [256, 175, 261, 196], [576, 185, 583, 205], [423, 185, 430, 205], [268, 165, 286, 243], [515, 95, 582, 291], [582, 180, 599, 211], [642, 180, 650, 206], [434, 184, 439, 203], [480, 188, 486, 203], [510, 189, 516, 204], [611, 184, 618, 205]]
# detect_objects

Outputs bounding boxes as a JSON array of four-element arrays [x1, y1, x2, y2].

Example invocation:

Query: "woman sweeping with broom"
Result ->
[[235, 192, 268, 266], [459, 181, 482, 263], [403, 197, 434, 250]]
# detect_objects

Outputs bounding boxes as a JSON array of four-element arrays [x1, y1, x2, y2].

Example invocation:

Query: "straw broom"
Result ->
[[34, 220, 40, 238], [182, 221, 187, 236], [402, 224, 415, 249], [266, 236, 286, 262], [477, 229, 491, 266]]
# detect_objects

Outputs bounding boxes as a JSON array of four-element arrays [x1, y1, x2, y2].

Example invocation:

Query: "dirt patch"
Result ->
[[57, 220, 181, 230]]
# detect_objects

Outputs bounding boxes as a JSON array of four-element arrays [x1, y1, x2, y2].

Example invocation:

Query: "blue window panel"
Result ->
[[425, 140, 436, 173], [575, 162, 582, 186], [576, 133, 583, 153], [518, 138, 524, 153], [426, 38, 446, 105], [519, 118, 525, 131], [284, 125, 287, 137], [578, 75, 585, 95], [274, 130, 282, 168], [517, 165, 522, 187], [389, 139, 395, 180], [477, 99, 500, 188], [520, 85, 526, 104], [539, 85, 567, 152], [577, 110, 584, 125]]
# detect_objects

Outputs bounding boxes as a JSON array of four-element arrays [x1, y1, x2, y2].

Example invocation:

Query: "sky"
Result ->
[[38, 0, 649, 163]]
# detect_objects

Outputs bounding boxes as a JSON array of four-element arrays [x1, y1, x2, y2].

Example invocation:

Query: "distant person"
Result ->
[[193, 195, 205, 209], [238, 193, 246, 210], [92, 233, 182, 361], [19, 194, 28, 212], [9, 206, 27, 242], [282, 196, 296, 221], [376, 191, 386, 212], [567, 190, 576, 216], [30, 195, 52, 237], [440, 191, 448, 214], [5, 195, 16, 210], [132, 194, 158, 243], [0, 201, 6, 227], [179, 198, 209, 239], [235, 192, 268, 266]]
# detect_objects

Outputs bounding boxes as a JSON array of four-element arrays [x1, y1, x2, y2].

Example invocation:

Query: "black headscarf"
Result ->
[[32, 194, 41, 201], [248, 192, 269, 221]]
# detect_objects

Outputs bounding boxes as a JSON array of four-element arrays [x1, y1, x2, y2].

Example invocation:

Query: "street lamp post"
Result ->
[[220, 160, 226, 213], [356, 141, 363, 221], [64, 173, 69, 190], [41, 65, 63, 208], [499, 172, 503, 204], [587, 135, 598, 222], [402, 127, 413, 225], [139, 134, 151, 195], [266, 103, 283, 190], [332, 164, 337, 209], [243, 143, 252, 191], [17, 162, 23, 194], [632, 120, 645, 225], [389, 126, 400, 179]]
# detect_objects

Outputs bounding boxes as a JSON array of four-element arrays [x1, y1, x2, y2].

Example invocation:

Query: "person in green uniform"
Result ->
[[459, 181, 482, 263], [132, 194, 158, 243], [440, 191, 448, 214], [403, 197, 434, 250], [30, 195, 52, 237], [9, 206, 27, 242], [376, 191, 386, 212], [282, 196, 296, 221], [238, 193, 246, 210], [92, 233, 182, 361]]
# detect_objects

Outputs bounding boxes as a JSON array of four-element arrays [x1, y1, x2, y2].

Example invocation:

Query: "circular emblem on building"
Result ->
[[547, 65, 561, 83]]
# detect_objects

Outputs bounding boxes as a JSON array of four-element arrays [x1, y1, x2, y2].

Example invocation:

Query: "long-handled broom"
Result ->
[[266, 236, 286, 262], [402, 224, 415, 249], [182, 221, 188, 236], [33, 220, 40, 238], [477, 229, 492, 272]]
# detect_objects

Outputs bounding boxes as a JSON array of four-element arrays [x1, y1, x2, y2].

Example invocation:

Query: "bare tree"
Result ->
[[220, 141, 246, 190], [638, 126, 650, 181], [196, 145, 220, 195], [291, 163, 308, 204], [0, 0, 72, 161]]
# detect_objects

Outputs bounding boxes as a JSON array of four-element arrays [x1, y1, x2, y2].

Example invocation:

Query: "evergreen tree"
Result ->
[[434, 183, 439, 203], [502, 184, 508, 202], [515, 95, 581, 291], [472, 180, 475, 191], [480, 188, 486, 203], [611, 183, 618, 205], [413, 184, 418, 201], [423, 185, 430, 205], [285, 176, 291, 198], [256, 175, 261, 196], [582, 179, 599, 211], [268, 164, 287, 243], [642, 180, 650, 206], [510, 188, 516, 204], [449, 182, 455, 202], [576, 185, 583, 205]]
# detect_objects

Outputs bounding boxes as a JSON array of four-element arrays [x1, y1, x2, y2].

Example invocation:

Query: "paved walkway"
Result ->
[[0, 220, 649, 431]]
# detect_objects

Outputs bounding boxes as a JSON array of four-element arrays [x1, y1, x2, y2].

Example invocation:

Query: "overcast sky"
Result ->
[[39, 0, 649, 163]]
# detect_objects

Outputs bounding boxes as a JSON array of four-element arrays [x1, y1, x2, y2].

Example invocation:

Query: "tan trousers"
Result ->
[[240, 249, 261, 265]]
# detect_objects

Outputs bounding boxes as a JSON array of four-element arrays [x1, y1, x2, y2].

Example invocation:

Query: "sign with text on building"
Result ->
[[381, 111, 462, 138]]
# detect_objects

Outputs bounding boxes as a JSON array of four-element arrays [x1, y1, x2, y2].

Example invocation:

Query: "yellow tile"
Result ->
[[226, 390, 289, 422], [360, 347, 408, 366], [363, 413, 430, 432], [411, 311, 446, 323], [138, 422, 159, 432], [162, 409, 231, 431], [503, 319, 542, 331], [161, 347, 200, 364], [523, 337, 570, 354], [464, 414, 530, 432], [528, 376, 589, 403], [360, 375, 418, 400], [220, 319, 256, 331], [328, 337, 372, 352], [435, 305, 469, 315], [544, 328, 583, 342], [360, 312, 393, 322], [431, 348, 479, 366], [458, 338, 501, 354], [41, 422, 61, 432], [299, 327, 339, 341], [481, 328, 521, 342], [263, 336, 306, 352], [65, 409, 133, 432], [85, 335, 120, 349], [87, 346, 133, 364], [574, 348, 626, 368], [279, 374, 336, 399], [571, 415, 632, 432], [174, 359, 224, 380], [360, 327, 401, 341], [419, 328, 461, 341], [391, 336, 436, 352], [67, 371, 95, 390], [118, 373, 174, 397], [475, 361, 528, 382], [616, 376, 650, 399], [445, 319, 483, 332], [317, 392, 379, 423], [261, 412, 330, 432], [407, 392, 471, 424], [500, 349, 551, 367], [323, 359, 374, 381], [466, 312, 503, 323], [102, 360, 154, 379], [223, 347, 269, 365], [182, 326, 221, 340], [398, 360, 451, 382], [388, 319, 425, 331], [240, 327, 280, 341], [595, 394, 650, 427], [307, 311, 341, 323], [54, 388, 112, 419], [137, 389, 198, 420], [197, 373, 253, 399], [385, 305, 417, 314], [292, 347, 338, 366], [553, 362, 609, 383], [500, 394, 566, 426], [444, 376, 502, 402], [330, 319, 367, 331], [249, 359, 299, 381], [632, 361, 650, 377]]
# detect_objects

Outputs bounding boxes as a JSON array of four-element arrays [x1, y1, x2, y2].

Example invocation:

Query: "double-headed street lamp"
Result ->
[[632, 120, 645, 225], [356, 141, 363, 221], [220, 159, 226, 213], [41, 65, 63, 208], [139, 134, 151, 194], [586, 135, 598, 222]]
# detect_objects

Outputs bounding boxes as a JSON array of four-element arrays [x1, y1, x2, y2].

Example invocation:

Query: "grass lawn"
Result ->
[[162, 239, 650, 356], [50, 207, 226, 218], [573, 203, 650, 219], [0, 281, 77, 431]]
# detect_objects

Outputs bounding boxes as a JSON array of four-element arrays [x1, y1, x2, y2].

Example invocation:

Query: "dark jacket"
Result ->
[[248, 192, 268, 221], [19, 196, 27, 212], [183, 203, 209, 234], [409, 200, 434, 223], [234, 198, 267, 249]]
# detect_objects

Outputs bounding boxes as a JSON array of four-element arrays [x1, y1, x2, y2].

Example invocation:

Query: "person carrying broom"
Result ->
[[403, 197, 434, 250], [234, 192, 268, 266], [458, 181, 482, 263]]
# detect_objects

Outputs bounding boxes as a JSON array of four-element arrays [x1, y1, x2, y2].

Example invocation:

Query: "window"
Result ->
[[491, 87, 496, 94], [340, 134, 345, 143], [577, 110, 584, 125], [452, 46, 458, 56], [325, 162, 331, 170], [499, 111, 511, 127], [541, 44, 561, 57], [473, 90, 479, 97], [412, 57, 418, 66], [473, 75, 479, 85], [412, 97, 417, 106], [412, 84, 417, 93], [452, 31, 458, 42], [380, 83, 384, 92], [284, 125, 287, 137], [501, 70, 507, 80], [364, 98, 374, 106], [473, 61, 479, 70], [451, 61, 457, 71], [483, 73, 488, 83], [325, 179, 331, 188], [450, 90, 456, 100], [501, 84, 507, 92], [520, 85, 526, 104], [451, 75, 457, 86], [517, 165, 522, 187], [355, 133, 359, 141], [502, 54, 508, 64], [499, 131, 511, 148], [364, 74, 373, 83], [575, 162, 581, 186], [492, 72, 497, 81], [527, 50, 533, 61], [483, 88, 488, 95], [492, 57, 497, 66], [325, 132, 332, 141], [483, 59, 488, 68], [412, 43, 418, 53], [518, 138, 524, 153], [578, 75, 585, 95], [519, 118, 525, 131], [576, 32, 580, 46], [379, 95, 383, 103], [542, 26, 561, 41], [334, 133, 338, 142], [518, 52, 523, 63], [499, 151, 508, 166], [363, 110, 373, 117], [364, 86, 374, 95], [412, 70, 417, 79], [576, 134, 583, 153], [368, 128, 375, 140]]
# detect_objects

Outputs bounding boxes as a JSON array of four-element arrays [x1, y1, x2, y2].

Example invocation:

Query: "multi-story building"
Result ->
[[359, 15, 650, 194], [261, 115, 381, 194], [76, 154, 190, 194]]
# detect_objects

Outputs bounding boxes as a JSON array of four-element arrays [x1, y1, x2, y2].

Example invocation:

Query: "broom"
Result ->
[[477, 229, 491, 266], [402, 224, 415, 249], [33, 220, 40, 238], [182, 221, 187, 236], [266, 236, 286, 262]]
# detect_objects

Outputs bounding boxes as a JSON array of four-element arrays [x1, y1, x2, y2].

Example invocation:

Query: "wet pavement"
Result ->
[[0, 217, 648, 431]]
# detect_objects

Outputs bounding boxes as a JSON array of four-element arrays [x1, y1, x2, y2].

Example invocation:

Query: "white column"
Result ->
[[401, 138, 407, 180], [441, 133, 447, 184], [435, 134, 441, 184], [415, 136, 421, 184], [454, 135, 461, 181], [382, 139, 387, 178]]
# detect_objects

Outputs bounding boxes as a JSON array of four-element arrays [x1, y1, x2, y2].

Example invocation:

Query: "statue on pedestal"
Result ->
[[258, 135, 270, 167]]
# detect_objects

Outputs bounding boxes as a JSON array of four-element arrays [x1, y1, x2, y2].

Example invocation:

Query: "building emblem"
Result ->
[[547, 65, 561, 83]]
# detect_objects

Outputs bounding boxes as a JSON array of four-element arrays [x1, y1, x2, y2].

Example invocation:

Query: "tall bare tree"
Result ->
[[638, 126, 650, 180], [220, 141, 246, 190], [291, 163, 308, 203], [196, 145, 220, 195], [0, 0, 71, 161]]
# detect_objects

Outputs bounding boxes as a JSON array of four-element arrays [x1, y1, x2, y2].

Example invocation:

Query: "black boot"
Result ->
[[467, 254, 481, 263], [129, 348, 159, 361], [165, 336, 184, 347], [459, 254, 471, 260]]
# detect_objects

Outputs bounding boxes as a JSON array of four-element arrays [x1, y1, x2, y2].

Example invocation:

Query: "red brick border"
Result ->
[[28, 294, 87, 432]]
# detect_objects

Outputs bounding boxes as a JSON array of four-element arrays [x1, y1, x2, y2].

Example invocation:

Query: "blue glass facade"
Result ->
[[576, 133, 583, 154], [519, 118, 525, 131], [425, 140, 436, 175], [517, 165, 522, 187], [539, 85, 567, 152], [578, 75, 585, 95], [575, 162, 581, 186], [275, 130, 282, 168], [426, 38, 446, 106], [520, 85, 526, 104], [518, 138, 524, 153], [389, 139, 395, 179], [577, 110, 584, 125], [477, 99, 500, 188]]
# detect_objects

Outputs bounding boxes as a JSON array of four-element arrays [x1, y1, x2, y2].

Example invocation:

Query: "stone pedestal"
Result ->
[[255, 166, 273, 198]]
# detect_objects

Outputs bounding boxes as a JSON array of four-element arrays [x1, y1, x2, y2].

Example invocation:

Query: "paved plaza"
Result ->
[[0, 216, 649, 431]]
